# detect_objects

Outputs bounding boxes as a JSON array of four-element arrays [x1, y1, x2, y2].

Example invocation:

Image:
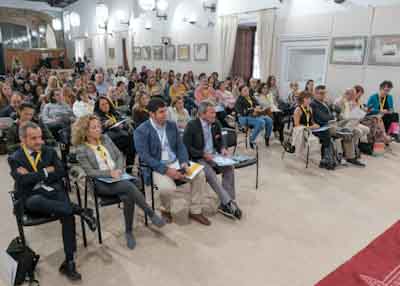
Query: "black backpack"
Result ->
[[6, 237, 40, 286]]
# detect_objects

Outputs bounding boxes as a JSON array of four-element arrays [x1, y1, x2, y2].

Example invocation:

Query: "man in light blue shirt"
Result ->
[[95, 73, 109, 96]]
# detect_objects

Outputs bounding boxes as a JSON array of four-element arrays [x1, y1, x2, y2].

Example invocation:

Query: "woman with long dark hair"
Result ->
[[94, 96, 135, 171]]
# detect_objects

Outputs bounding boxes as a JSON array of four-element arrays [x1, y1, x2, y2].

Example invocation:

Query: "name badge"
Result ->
[[161, 150, 169, 161]]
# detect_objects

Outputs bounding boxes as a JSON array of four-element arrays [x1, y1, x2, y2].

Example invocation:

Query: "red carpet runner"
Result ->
[[316, 221, 400, 286]]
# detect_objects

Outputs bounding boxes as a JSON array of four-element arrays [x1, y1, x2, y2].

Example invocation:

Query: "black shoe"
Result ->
[[249, 141, 256, 149], [81, 208, 97, 232], [59, 260, 82, 281], [230, 201, 242, 220], [347, 158, 366, 167], [218, 204, 235, 220], [265, 136, 270, 147]]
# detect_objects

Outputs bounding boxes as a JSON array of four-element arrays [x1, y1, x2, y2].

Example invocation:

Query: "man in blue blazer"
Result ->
[[134, 98, 216, 226], [367, 81, 399, 141]]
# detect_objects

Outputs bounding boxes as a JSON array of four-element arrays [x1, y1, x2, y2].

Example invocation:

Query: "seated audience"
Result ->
[[195, 79, 217, 105], [8, 122, 96, 281], [132, 91, 150, 128], [134, 98, 217, 226], [304, 79, 315, 94], [292, 91, 320, 157], [0, 92, 23, 119], [147, 75, 163, 99], [266, 75, 280, 104], [288, 81, 300, 104], [183, 101, 242, 219], [95, 73, 109, 96], [367, 81, 400, 141], [356, 85, 391, 145], [73, 88, 94, 118], [215, 81, 236, 128], [256, 83, 284, 143], [235, 85, 273, 148], [168, 96, 190, 130], [41, 88, 75, 141], [0, 82, 12, 109], [336, 88, 370, 144], [311, 85, 365, 167], [94, 96, 135, 169], [73, 115, 165, 249], [169, 79, 187, 103], [7, 102, 55, 154]]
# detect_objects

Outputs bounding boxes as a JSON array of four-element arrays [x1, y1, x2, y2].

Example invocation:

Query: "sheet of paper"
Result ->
[[109, 119, 128, 129], [212, 155, 236, 166], [96, 173, 136, 184], [0, 250, 17, 286]]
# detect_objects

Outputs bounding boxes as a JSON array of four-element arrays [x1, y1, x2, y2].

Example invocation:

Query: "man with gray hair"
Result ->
[[8, 121, 97, 281], [183, 101, 242, 220]]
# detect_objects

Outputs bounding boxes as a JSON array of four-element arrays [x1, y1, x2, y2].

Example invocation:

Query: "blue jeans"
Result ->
[[239, 116, 273, 143]]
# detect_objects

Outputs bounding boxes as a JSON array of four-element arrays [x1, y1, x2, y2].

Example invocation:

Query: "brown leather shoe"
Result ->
[[189, 213, 211, 226]]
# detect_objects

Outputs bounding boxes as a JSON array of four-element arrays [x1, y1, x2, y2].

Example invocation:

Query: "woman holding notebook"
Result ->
[[72, 115, 166, 250]]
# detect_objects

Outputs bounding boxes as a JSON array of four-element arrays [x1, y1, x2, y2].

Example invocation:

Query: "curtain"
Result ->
[[45, 24, 57, 49], [217, 15, 239, 79], [230, 27, 256, 82], [256, 9, 276, 82]]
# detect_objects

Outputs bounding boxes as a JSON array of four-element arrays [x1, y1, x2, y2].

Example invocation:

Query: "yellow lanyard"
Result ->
[[143, 108, 149, 113], [244, 96, 253, 108], [22, 144, 41, 172], [300, 105, 311, 127], [380, 96, 387, 111], [86, 142, 111, 168], [105, 114, 117, 124]]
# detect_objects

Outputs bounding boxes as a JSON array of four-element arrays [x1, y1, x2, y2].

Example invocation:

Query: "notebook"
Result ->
[[96, 173, 136, 184]]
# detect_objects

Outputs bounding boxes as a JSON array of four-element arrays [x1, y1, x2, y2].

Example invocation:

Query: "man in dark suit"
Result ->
[[135, 98, 216, 226], [8, 121, 96, 281], [183, 101, 242, 220], [311, 85, 365, 168]]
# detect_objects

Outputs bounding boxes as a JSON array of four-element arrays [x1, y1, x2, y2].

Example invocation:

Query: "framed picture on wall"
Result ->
[[165, 45, 176, 61], [368, 35, 400, 66], [133, 47, 142, 60], [142, 46, 151, 61], [330, 36, 367, 65], [108, 48, 115, 59], [152, 45, 164, 61], [177, 44, 190, 61], [193, 43, 208, 61]]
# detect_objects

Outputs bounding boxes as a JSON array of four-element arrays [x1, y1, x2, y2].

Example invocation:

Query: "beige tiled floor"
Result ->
[[1, 141, 400, 286]]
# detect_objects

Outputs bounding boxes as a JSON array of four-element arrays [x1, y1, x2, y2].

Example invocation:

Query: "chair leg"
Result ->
[[16, 218, 26, 247], [256, 145, 259, 190], [75, 182, 87, 248], [93, 193, 102, 244], [140, 170, 148, 226], [306, 144, 310, 169]]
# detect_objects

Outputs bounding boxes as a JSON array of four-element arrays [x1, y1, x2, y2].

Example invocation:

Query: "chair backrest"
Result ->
[[222, 128, 237, 149]]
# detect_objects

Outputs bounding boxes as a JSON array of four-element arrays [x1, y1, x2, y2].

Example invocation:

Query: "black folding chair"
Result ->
[[78, 173, 154, 246], [9, 191, 59, 247], [222, 128, 259, 189], [9, 177, 86, 248]]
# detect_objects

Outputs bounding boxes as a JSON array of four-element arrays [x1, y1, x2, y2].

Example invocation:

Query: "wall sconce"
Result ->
[[183, 14, 197, 25], [203, 0, 217, 13], [96, 2, 109, 31], [38, 25, 46, 35], [155, 0, 168, 20], [139, 0, 156, 11], [63, 12, 70, 32], [116, 10, 130, 26], [52, 18, 62, 31], [70, 12, 81, 28], [145, 19, 152, 30]]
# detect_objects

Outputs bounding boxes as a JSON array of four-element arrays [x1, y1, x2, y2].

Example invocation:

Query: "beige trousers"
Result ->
[[153, 170, 218, 215]]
